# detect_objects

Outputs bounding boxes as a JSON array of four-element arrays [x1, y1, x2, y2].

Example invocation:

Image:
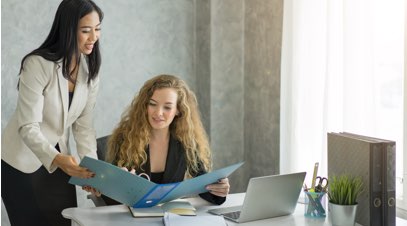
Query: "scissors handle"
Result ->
[[315, 176, 328, 192]]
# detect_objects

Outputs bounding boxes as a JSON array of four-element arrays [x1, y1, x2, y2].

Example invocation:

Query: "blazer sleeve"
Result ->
[[72, 75, 99, 160], [199, 191, 226, 205], [17, 56, 60, 172], [195, 166, 226, 205]]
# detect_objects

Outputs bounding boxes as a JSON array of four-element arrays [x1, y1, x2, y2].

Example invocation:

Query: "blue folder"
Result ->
[[69, 157, 243, 208]]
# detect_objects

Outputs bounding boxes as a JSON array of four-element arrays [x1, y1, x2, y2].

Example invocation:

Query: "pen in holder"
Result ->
[[304, 190, 326, 218]]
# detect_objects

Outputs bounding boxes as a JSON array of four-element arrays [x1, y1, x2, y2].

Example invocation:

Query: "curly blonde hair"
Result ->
[[107, 74, 212, 176]]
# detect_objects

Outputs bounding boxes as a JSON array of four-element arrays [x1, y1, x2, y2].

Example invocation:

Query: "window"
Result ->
[[281, 0, 405, 209]]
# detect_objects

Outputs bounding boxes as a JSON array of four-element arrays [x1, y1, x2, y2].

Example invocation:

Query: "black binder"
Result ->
[[327, 132, 396, 226]]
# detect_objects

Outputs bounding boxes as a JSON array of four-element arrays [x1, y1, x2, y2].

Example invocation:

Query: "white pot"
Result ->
[[328, 202, 358, 226]]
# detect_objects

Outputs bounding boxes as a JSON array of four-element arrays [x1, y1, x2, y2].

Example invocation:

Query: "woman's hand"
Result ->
[[206, 178, 230, 197], [82, 186, 101, 197], [52, 153, 95, 178], [120, 167, 136, 175]]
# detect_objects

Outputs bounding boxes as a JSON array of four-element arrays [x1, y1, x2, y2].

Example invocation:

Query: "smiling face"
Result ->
[[147, 88, 179, 131], [77, 11, 101, 55]]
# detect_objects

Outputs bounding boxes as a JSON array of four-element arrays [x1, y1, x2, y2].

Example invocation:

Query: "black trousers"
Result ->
[[2, 160, 76, 226]]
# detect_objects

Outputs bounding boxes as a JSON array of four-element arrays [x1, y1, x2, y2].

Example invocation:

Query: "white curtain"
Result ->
[[280, 0, 404, 202]]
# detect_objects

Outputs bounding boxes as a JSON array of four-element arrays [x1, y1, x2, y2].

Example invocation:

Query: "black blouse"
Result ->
[[150, 172, 164, 183]]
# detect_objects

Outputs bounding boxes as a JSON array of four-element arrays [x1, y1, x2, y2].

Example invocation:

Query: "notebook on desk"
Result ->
[[208, 172, 306, 223]]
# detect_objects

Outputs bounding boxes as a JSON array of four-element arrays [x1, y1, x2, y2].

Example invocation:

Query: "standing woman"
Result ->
[[1, 0, 103, 225]]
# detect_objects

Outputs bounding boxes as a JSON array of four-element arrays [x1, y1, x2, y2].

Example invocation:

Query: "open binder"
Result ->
[[69, 157, 243, 208]]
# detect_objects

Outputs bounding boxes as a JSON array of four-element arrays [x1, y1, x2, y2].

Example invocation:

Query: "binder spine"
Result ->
[[384, 143, 396, 226], [371, 144, 384, 226]]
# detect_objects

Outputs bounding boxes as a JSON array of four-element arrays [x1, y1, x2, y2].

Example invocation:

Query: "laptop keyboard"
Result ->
[[223, 211, 241, 219]]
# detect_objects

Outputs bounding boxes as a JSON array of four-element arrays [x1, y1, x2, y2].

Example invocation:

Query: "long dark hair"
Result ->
[[19, 0, 103, 85]]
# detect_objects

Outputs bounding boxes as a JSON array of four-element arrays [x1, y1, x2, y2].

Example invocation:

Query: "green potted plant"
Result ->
[[328, 174, 364, 226]]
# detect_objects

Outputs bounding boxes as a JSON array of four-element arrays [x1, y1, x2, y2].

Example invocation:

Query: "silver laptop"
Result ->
[[208, 172, 306, 223]]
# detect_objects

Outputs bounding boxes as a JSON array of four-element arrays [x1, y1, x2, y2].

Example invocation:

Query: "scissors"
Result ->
[[314, 176, 328, 192]]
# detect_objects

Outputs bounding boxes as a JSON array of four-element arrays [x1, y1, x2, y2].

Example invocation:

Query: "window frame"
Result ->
[[396, 9, 407, 210]]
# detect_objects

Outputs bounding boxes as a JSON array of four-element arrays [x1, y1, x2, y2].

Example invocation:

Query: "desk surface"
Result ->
[[62, 193, 407, 226]]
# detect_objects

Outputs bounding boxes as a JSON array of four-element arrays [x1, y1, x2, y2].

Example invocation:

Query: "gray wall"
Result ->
[[1, 0, 283, 224], [244, 0, 282, 179]]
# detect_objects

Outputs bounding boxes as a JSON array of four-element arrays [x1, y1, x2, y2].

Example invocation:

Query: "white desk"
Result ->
[[62, 193, 407, 226]]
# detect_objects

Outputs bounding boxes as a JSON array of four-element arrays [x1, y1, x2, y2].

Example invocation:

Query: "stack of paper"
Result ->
[[163, 212, 227, 226]]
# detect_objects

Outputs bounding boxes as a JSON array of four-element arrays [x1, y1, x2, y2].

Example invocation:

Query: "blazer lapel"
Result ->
[[144, 149, 151, 176], [57, 61, 68, 130], [67, 54, 88, 120], [162, 136, 186, 183]]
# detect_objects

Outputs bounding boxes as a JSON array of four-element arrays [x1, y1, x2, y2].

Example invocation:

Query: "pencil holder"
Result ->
[[304, 191, 326, 218]]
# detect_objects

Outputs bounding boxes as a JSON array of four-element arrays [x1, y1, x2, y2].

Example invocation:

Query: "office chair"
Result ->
[[95, 135, 109, 161], [86, 135, 110, 207]]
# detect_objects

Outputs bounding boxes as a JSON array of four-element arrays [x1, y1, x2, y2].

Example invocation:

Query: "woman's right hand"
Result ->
[[82, 185, 101, 197], [52, 153, 95, 178]]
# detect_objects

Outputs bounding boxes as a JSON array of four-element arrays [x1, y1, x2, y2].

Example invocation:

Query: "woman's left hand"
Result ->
[[206, 178, 230, 197]]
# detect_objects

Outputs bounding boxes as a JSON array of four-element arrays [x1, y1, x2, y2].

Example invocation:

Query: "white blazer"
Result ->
[[2, 55, 98, 173]]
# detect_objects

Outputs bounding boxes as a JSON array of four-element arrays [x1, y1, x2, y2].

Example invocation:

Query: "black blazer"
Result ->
[[103, 136, 226, 205]]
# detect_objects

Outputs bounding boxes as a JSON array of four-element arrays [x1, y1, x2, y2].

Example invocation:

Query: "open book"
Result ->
[[69, 157, 243, 208], [129, 199, 196, 217]]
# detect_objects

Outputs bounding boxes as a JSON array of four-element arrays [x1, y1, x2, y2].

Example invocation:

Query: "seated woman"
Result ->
[[100, 74, 229, 205]]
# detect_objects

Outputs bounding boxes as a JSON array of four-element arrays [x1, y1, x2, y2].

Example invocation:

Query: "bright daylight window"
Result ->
[[280, 0, 405, 210], [369, 0, 405, 208]]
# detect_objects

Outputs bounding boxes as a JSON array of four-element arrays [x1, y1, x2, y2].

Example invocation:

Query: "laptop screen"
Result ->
[[208, 172, 306, 223]]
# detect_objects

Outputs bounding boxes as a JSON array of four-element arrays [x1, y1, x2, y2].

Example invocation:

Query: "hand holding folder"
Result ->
[[69, 157, 243, 208]]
